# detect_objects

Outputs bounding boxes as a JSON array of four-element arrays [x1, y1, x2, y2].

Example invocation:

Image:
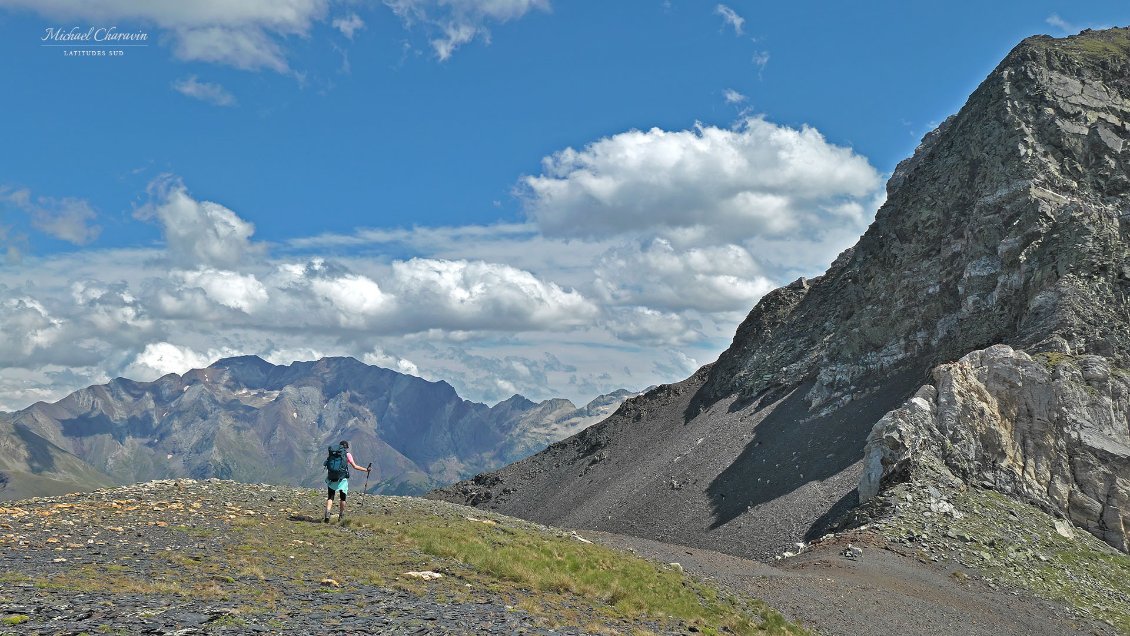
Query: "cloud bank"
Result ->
[[0, 115, 884, 410]]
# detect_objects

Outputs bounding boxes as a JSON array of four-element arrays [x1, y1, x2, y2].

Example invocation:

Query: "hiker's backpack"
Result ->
[[324, 445, 349, 482]]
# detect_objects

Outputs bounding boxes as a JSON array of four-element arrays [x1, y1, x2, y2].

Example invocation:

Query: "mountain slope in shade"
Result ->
[[0, 419, 115, 500], [431, 28, 1130, 557], [0, 355, 635, 499]]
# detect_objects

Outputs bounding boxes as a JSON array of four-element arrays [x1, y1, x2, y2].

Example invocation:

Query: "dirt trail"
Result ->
[[583, 529, 1119, 636]]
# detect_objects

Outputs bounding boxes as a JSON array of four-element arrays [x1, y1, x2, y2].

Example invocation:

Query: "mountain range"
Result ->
[[0, 355, 633, 500]]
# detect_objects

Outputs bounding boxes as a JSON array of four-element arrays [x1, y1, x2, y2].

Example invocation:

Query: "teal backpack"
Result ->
[[324, 445, 349, 482]]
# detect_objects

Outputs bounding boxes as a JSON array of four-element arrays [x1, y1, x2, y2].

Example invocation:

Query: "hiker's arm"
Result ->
[[350, 459, 369, 472]]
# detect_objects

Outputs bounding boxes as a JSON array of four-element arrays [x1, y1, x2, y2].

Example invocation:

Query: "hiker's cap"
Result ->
[[339, 440, 349, 448]]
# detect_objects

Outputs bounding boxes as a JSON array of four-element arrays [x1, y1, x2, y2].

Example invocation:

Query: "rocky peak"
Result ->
[[700, 26, 1130, 418], [492, 394, 539, 412], [207, 354, 275, 389]]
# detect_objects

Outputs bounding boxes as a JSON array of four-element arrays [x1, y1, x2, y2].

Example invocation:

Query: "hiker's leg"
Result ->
[[339, 490, 347, 518], [325, 488, 335, 521]]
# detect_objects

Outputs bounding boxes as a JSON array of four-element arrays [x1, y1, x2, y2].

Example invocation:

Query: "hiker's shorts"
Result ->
[[326, 477, 348, 499]]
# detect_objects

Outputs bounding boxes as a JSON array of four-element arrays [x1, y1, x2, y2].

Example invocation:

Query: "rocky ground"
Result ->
[[0, 480, 801, 635], [853, 472, 1130, 633], [2, 478, 1126, 636]]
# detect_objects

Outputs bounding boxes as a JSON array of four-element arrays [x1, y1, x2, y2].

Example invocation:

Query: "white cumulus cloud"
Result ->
[[605, 307, 703, 346], [594, 240, 776, 313], [308, 273, 391, 328], [520, 117, 882, 246], [0, 297, 64, 365], [71, 281, 153, 334], [177, 269, 269, 313], [124, 342, 235, 381], [386, 258, 597, 332], [136, 177, 260, 269], [652, 350, 700, 380], [362, 348, 420, 376]]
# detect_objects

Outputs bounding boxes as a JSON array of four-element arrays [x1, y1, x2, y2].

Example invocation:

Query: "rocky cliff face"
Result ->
[[861, 345, 1130, 551], [0, 356, 633, 499], [432, 28, 1130, 555]]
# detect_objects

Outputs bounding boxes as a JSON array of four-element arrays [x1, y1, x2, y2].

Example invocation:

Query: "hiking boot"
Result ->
[[323, 514, 330, 523]]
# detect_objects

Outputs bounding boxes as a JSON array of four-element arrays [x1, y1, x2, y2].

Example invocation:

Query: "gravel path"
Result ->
[[582, 529, 1120, 636]]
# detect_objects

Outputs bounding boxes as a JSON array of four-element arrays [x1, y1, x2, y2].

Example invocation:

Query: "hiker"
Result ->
[[323, 440, 370, 523]]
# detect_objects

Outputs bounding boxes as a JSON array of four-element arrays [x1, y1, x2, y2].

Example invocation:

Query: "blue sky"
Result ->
[[0, 1, 1125, 410]]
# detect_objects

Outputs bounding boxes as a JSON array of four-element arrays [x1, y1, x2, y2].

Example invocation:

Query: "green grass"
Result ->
[[170, 524, 216, 539], [210, 614, 247, 628], [2, 615, 30, 625], [336, 511, 802, 635], [1058, 35, 1130, 59], [1028, 28, 1130, 61], [220, 505, 804, 634], [1032, 351, 1075, 371]]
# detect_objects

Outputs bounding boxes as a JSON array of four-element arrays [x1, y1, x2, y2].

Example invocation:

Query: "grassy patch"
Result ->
[[170, 524, 216, 539], [1029, 29, 1130, 61], [210, 614, 247, 628], [2, 615, 30, 625], [28, 556, 251, 604], [337, 511, 803, 635], [1059, 35, 1130, 59], [1032, 351, 1075, 372], [217, 503, 804, 634]]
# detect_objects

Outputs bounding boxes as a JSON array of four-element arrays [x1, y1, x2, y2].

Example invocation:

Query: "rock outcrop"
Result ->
[[861, 345, 1130, 551], [432, 28, 1130, 556]]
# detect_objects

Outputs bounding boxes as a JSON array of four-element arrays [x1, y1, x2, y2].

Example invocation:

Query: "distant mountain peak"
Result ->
[[496, 394, 538, 409], [209, 354, 272, 368]]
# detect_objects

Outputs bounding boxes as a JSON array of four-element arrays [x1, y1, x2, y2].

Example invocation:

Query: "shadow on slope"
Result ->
[[14, 423, 58, 474], [706, 368, 924, 531]]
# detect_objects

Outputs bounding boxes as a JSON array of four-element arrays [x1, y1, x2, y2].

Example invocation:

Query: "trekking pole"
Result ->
[[361, 463, 372, 510]]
